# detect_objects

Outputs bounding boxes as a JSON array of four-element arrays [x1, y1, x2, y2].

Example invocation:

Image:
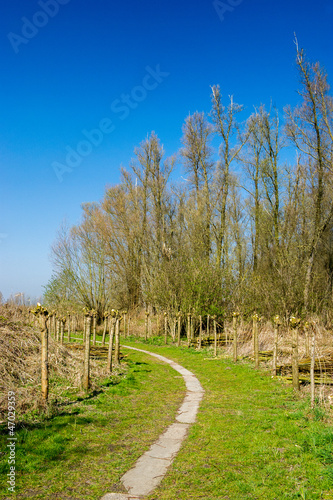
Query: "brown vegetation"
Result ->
[[0, 306, 111, 421]]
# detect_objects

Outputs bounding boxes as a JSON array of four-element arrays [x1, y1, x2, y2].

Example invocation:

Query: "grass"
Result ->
[[122, 340, 333, 500], [2, 334, 333, 499], [0, 349, 185, 499]]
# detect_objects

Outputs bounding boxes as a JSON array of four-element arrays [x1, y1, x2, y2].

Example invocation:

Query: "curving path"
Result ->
[[101, 346, 204, 500]]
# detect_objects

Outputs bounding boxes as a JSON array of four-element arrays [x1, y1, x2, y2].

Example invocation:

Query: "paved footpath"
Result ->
[[100, 346, 204, 500]]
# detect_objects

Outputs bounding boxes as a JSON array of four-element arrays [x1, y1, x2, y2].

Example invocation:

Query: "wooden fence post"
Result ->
[[102, 312, 109, 345], [187, 313, 191, 347], [148, 310, 152, 337], [51, 313, 56, 337], [232, 312, 239, 362], [92, 311, 97, 346], [83, 315, 86, 343], [56, 317, 60, 342], [157, 313, 160, 336], [123, 311, 127, 338], [213, 315, 217, 357], [83, 313, 92, 391], [198, 315, 202, 349], [177, 312, 181, 347], [114, 313, 121, 366], [41, 311, 49, 401], [304, 321, 310, 358], [290, 316, 301, 391], [310, 321, 316, 407], [145, 311, 149, 340], [252, 313, 259, 369], [67, 313, 71, 342], [60, 317, 65, 345], [170, 316, 176, 342], [272, 315, 281, 376], [107, 312, 116, 373], [164, 312, 168, 344]]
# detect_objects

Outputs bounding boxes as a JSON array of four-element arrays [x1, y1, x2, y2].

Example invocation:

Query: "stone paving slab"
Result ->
[[176, 399, 202, 424], [101, 494, 141, 500], [100, 346, 204, 500]]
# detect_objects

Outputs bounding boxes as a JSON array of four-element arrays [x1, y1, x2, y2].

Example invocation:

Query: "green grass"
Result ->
[[0, 350, 185, 499], [2, 337, 333, 499], [122, 340, 333, 500]]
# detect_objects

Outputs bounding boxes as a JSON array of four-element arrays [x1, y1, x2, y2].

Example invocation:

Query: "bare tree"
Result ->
[[285, 40, 333, 311]]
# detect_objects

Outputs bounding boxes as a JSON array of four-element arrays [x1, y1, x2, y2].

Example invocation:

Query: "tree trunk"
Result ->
[[304, 251, 315, 313]]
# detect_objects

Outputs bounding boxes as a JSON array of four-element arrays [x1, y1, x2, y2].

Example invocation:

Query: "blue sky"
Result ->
[[1, 0, 333, 301]]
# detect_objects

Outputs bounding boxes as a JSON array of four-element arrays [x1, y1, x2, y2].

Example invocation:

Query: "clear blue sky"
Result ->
[[1, 0, 333, 301]]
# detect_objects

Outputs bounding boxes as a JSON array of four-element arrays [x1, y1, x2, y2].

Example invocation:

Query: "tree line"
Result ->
[[44, 44, 333, 323]]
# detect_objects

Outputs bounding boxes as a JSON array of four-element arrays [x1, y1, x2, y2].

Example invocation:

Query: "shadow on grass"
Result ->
[[0, 360, 152, 437]]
